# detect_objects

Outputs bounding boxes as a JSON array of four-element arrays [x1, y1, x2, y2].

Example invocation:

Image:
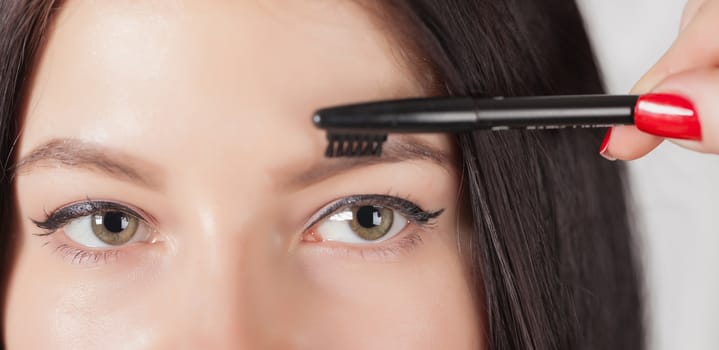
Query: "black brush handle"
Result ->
[[313, 95, 639, 133]]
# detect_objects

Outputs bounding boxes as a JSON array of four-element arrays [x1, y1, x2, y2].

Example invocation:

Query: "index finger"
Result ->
[[603, 0, 719, 160]]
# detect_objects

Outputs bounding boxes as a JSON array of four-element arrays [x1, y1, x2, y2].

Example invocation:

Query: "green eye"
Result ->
[[349, 205, 394, 241], [90, 211, 139, 246]]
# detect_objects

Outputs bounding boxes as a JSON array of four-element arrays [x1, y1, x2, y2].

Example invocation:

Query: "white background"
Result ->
[[576, 1, 719, 348]]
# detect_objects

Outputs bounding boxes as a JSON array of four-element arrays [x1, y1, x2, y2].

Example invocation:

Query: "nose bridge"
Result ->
[[154, 146, 300, 347], [163, 190, 280, 348]]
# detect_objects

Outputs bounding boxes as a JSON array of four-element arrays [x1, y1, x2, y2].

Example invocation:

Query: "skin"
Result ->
[[4, 1, 482, 349], [603, 0, 719, 158]]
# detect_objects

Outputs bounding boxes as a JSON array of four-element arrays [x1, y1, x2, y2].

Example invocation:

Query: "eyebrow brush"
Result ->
[[312, 94, 694, 157]]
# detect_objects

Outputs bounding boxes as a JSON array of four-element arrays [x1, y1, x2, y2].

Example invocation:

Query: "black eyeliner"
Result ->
[[305, 194, 444, 230], [32, 200, 146, 234]]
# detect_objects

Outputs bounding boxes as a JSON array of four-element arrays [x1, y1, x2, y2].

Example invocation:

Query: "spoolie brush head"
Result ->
[[325, 133, 388, 158]]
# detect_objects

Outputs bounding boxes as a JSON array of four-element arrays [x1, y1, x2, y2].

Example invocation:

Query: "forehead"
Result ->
[[17, 0, 459, 204], [20, 0, 427, 165], [25, 0, 420, 107]]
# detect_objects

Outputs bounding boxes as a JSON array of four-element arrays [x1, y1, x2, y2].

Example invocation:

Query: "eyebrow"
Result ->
[[288, 135, 454, 189], [12, 139, 163, 189], [12, 136, 452, 191]]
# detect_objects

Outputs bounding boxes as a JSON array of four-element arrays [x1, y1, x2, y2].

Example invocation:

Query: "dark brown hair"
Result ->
[[0, 2, 58, 346], [0, 1, 642, 349], [377, 1, 644, 349]]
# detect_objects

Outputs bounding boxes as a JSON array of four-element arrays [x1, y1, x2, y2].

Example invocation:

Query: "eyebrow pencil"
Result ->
[[312, 94, 695, 157]]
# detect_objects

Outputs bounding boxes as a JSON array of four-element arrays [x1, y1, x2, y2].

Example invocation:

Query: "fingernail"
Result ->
[[634, 93, 702, 140], [599, 128, 616, 161]]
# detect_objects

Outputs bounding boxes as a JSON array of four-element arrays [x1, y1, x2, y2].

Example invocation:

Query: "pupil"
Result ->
[[356, 206, 382, 228], [103, 212, 128, 233]]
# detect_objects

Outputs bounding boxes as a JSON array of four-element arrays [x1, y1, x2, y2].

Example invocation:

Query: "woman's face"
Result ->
[[5, 1, 481, 348]]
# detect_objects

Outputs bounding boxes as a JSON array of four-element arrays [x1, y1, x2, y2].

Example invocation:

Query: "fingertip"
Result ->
[[599, 128, 616, 161], [650, 69, 719, 153], [600, 125, 663, 161]]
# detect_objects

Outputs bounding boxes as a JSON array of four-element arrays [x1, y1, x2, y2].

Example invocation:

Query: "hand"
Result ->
[[600, 0, 719, 160]]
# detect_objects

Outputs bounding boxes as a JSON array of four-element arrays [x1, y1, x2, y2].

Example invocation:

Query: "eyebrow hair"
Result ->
[[12, 136, 452, 191], [288, 135, 454, 189], [12, 139, 162, 189]]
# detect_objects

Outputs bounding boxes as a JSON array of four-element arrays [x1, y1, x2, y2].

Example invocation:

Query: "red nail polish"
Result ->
[[599, 128, 616, 161], [634, 93, 702, 140]]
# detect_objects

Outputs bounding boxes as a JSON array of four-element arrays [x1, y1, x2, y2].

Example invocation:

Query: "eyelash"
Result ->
[[32, 195, 444, 264], [306, 194, 443, 228], [33, 200, 155, 264], [33, 200, 152, 234], [50, 243, 120, 265], [304, 194, 444, 259]]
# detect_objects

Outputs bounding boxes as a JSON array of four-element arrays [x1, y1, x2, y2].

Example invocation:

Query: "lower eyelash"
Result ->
[[356, 232, 424, 260], [310, 231, 426, 261], [50, 243, 119, 265]]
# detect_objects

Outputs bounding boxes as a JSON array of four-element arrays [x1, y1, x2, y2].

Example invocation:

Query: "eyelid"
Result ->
[[31, 200, 160, 265], [303, 194, 443, 231], [32, 200, 157, 234]]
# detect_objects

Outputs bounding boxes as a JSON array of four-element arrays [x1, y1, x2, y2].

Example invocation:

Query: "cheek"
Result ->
[[3, 237, 158, 350], [277, 233, 482, 349], [5, 285, 155, 350], [3, 230, 482, 350]]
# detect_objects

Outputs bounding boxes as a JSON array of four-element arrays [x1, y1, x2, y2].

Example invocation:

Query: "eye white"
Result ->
[[314, 208, 409, 244], [63, 214, 151, 248]]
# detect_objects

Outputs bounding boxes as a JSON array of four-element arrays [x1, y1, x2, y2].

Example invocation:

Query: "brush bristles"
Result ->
[[325, 133, 388, 158]]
